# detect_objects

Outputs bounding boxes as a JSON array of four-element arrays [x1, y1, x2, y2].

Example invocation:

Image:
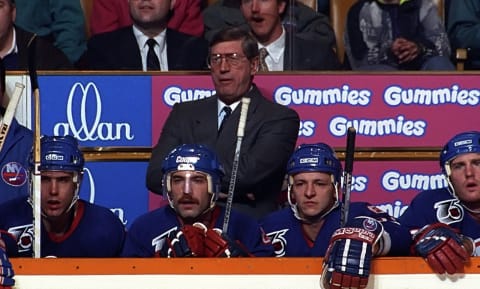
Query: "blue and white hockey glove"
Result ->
[[321, 217, 384, 289], [0, 246, 14, 288], [161, 224, 207, 257], [204, 228, 251, 257], [413, 223, 472, 274]]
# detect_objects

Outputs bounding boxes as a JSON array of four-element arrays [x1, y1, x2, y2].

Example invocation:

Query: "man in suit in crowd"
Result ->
[[147, 27, 300, 219], [239, 0, 340, 71], [87, 0, 208, 71], [203, 0, 339, 71], [0, 0, 72, 70]]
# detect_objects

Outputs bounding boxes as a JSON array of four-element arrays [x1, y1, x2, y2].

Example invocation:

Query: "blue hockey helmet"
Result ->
[[162, 144, 224, 208], [286, 143, 343, 221], [440, 131, 480, 176], [286, 143, 342, 184], [32, 135, 85, 173], [29, 135, 84, 213]]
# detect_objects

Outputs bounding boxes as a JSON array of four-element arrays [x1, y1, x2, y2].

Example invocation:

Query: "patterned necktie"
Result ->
[[146, 38, 160, 71], [258, 48, 269, 72], [218, 106, 232, 133]]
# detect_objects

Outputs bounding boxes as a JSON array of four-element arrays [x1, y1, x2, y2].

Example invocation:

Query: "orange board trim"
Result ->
[[12, 257, 480, 275]]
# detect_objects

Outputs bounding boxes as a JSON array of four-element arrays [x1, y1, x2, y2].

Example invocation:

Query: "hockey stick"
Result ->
[[222, 97, 250, 234], [340, 127, 356, 227], [0, 83, 25, 153], [0, 56, 26, 153], [28, 36, 42, 258]]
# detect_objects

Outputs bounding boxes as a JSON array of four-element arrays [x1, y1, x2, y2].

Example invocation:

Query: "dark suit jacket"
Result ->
[[147, 84, 300, 218], [4, 26, 73, 70], [87, 26, 208, 70], [284, 32, 341, 70]]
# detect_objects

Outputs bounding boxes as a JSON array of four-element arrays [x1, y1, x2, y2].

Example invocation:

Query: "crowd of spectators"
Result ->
[[2, 0, 475, 71]]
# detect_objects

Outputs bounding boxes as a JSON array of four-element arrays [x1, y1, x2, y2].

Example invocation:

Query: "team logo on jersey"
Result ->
[[266, 229, 289, 257], [152, 227, 177, 255], [1, 162, 27, 187], [8, 224, 34, 253], [434, 199, 464, 224]]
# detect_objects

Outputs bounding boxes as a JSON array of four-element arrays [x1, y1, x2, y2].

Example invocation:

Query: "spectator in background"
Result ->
[[400, 131, 479, 275], [239, 0, 340, 70], [345, 0, 455, 70], [90, 0, 205, 38], [146, 27, 299, 219], [123, 144, 273, 257], [13, 0, 86, 67], [87, 0, 208, 71], [0, 0, 72, 70], [0, 57, 32, 205], [261, 143, 411, 289], [203, 0, 337, 52], [448, 0, 480, 69]]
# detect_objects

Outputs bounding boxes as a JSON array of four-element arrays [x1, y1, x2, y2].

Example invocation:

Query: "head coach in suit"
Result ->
[[147, 27, 300, 219], [86, 0, 208, 71]]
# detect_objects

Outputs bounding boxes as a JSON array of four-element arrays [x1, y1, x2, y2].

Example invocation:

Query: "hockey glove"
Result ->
[[204, 228, 251, 257], [0, 246, 14, 288], [161, 223, 207, 257], [413, 223, 472, 274], [321, 216, 384, 289]]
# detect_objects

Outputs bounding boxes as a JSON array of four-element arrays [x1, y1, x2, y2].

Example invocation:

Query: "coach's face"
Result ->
[[449, 153, 480, 211], [168, 171, 211, 222], [209, 40, 257, 105], [291, 171, 336, 222]]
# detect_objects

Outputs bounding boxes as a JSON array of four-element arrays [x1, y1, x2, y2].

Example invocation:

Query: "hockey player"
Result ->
[[0, 57, 33, 204], [260, 143, 411, 289], [122, 144, 273, 257], [0, 135, 125, 257], [400, 131, 479, 275]]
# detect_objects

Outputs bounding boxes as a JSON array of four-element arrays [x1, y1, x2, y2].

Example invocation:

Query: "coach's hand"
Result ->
[[413, 223, 472, 274], [321, 217, 383, 289]]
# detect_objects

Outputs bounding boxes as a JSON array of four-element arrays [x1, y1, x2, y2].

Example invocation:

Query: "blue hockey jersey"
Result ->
[[122, 205, 273, 257], [0, 118, 32, 204], [399, 188, 480, 256], [0, 197, 125, 257], [261, 202, 411, 257]]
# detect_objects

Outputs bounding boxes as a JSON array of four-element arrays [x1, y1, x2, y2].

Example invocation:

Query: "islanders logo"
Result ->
[[1, 162, 27, 187]]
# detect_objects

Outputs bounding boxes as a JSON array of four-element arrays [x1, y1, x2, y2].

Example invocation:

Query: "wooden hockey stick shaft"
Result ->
[[0, 83, 25, 152], [28, 36, 42, 258], [222, 97, 250, 234], [341, 127, 356, 227]]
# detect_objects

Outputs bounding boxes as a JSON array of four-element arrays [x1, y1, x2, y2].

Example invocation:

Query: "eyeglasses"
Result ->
[[208, 53, 248, 68]]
